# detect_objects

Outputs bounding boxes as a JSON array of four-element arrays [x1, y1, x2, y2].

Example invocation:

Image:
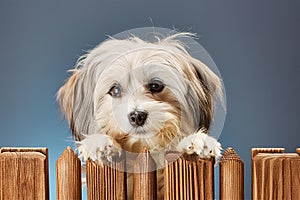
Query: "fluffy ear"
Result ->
[[57, 65, 96, 141], [57, 70, 78, 128], [187, 57, 223, 131]]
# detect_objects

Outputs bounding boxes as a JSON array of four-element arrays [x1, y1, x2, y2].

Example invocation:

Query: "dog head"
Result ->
[[57, 33, 223, 153]]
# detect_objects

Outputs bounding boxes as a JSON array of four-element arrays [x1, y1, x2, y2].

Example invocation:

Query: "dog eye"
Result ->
[[109, 84, 122, 97], [147, 80, 165, 93]]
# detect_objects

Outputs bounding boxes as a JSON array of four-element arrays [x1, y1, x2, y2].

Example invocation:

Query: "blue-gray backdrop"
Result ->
[[0, 1, 299, 199]]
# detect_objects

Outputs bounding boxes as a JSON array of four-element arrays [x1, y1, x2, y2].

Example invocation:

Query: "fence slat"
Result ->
[[164, 151, 214, 200], [252, 148, 300, 200], [203, 158, 214, 199], [291, 158, 300, 199], [164, 151, 180, 200], [86, 153, 127, 200], [56, 146, 82, 200], [220, 147, 244, 200], [133, 147, 157, 200], [0, 148, 49, 200]]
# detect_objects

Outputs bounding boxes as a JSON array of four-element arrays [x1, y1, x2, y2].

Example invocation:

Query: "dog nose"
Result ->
[[128, 110, 148, 126]]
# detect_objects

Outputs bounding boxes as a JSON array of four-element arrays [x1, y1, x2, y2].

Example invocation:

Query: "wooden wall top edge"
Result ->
[[253, 153, 300, 161], [252, 148, 285, 158], [0, 147, 48, 156]]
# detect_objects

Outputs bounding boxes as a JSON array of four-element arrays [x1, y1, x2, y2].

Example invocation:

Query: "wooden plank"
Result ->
[[163, 158, 169, 200], [203, 158, 214, 200], [164, 151, 181, 200], [86, 153, 126, 200], [219, 147, 244, 200], [291, 155, 300, 200], [0, 147, 49, 200], [133, 147, 157, 200], [56, 146, 82, 200], [252, 148, 300, 200], [252, 148, 284, 200], [270, 156, 283, 199], [196, 157, 204, 199], [164, 151, 214, 200], [283, 158, 291, 199]]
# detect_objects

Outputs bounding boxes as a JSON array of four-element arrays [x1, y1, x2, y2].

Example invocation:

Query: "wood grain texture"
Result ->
[[56, 146, 82, 200], [164, 151, 214, 200], [133, 147, 157, 200], [86, 153, 127, 200], [0, 147, 49, 200], [220, 147, 244, 200], [252, 148, 285, 158], [252, 148, 300, 200]]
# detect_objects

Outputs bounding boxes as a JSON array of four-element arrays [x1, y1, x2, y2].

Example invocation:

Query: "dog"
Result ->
[[57, 32, 223, 199]]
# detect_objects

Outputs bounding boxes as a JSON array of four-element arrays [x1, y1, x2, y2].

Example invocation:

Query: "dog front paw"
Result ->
[[177, 131, 221, 159], [76, 134, 122, 164]]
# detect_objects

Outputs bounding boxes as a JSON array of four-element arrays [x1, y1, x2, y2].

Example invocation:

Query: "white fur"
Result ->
[[177, 129, 222, 158], [77, 134, 122, 163], [57, 33, 224, 198]]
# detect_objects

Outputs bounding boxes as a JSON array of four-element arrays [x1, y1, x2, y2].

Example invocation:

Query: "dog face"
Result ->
[[57, 33, 222, 153]]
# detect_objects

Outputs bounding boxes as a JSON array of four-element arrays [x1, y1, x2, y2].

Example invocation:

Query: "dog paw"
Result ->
[[177, 131, 221, 159], [76, 134, 122, 164]]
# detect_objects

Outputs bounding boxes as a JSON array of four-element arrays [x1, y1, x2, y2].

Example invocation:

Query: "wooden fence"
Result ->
[[252, 148, 300, 200], [0, 146, 299, 200]]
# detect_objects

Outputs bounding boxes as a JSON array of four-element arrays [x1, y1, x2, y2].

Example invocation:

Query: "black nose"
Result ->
[[128, 110, 148, 126]]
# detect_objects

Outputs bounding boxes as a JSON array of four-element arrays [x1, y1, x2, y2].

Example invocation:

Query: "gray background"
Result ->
[[0, 1, 299, 199]]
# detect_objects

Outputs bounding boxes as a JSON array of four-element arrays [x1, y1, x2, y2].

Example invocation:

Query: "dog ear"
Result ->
[[57, 70, 78, 131], [187, 57, 223, 131], [57, 63, 97, 141]]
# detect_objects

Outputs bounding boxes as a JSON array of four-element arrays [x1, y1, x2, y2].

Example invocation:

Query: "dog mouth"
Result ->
[[129, 126, 147, 135], [128, 126, 156, 138]]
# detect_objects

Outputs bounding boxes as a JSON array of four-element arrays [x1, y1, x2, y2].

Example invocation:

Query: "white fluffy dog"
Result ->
[[57, 32, 223, 198]]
